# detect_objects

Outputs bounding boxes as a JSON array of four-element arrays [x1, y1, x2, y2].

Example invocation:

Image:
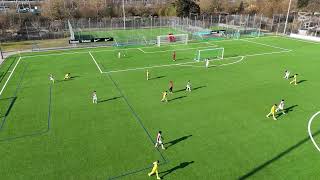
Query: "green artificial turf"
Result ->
[[0, 36, 320, 180]]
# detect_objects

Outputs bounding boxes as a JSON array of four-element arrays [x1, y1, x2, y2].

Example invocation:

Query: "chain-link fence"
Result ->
[[0, 14, 319, 57]]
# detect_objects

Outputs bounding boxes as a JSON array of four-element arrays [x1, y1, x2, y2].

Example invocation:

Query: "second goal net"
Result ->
[[157, 34, 188, 47], [194, 48, 224, 61]]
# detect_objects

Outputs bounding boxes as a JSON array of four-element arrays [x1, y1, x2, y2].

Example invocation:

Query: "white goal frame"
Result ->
[[195, 48, 224, 61], [156, 34, 188, 47]]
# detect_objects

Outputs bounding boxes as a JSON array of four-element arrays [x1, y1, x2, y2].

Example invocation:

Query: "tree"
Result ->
[[306, 0, 320, 12], [239, 1, 244, 13], [176, 0, 200, 17], [297, 0, 310, 8]]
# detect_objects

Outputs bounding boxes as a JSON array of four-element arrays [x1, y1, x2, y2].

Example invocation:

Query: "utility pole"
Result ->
[[122, 0, 126, 29], [283, 0, 292, 34]]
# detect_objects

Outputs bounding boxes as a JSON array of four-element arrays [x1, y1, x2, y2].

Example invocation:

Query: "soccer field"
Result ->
[[0, 36, 320, 180]]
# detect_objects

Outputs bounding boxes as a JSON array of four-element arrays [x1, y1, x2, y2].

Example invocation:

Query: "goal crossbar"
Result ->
[[195, 48, 224, 61]]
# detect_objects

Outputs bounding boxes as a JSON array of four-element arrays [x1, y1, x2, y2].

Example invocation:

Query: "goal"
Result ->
[[194, 48, 224, 61], [157, 34, 188, 47]]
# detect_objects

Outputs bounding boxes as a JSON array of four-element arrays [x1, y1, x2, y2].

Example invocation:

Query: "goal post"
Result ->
[[157, 34, 188, 47], [194, 48, 224, 61]]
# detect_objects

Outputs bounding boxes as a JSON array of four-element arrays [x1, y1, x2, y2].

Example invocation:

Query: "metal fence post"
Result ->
[[258, 14, 263, 37]]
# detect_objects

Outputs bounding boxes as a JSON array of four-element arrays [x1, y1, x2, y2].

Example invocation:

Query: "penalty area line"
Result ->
[[102, 61, 200, 73], [239, 39, 291, 51], [177, 56, 245, 68], [102, 49, 291, 73], [137, 48, 146, 53], [88, 52, 103, 74], [308, 111, 320, 152], [0, 57, 21, 96]]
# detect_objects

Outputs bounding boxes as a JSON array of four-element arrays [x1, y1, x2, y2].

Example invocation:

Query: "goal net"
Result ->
[[157, 34, 188, 47], [194, 48, 224, 61]]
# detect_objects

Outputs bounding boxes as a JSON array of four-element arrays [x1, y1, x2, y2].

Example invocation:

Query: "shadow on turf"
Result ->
[[149, 76, 166, 80], [238, 129, 320, 180], [168, 95, 186, 102], [276, 105, 298, 118], [164, 135, 192, 149], [70, 76, 80, 79], [55, 76, 80, 83], [297, 80, 307, 84], [174, 86, 206, 93], [0, 97, 17, 124], [160, 161, 194, 179], [98, 96, 122, 103]]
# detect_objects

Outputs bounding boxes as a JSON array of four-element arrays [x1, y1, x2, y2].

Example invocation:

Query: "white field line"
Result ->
[[137, 48, 146, 53], [103, 50, 291, 73], [0, 57, 21, 96], [203, 35, 280, 46], [308, 111, 320, 152], [239, 39, 291, 51], [177, 56, 245, 68], [21, 51, 89, 59], [102, 61, 201, 73], [283, 36, 320, 45], [19, 36, 286, 59], [219, 56, 245, 67], [21, 42, 215, 59], [245, 50, 292, 57], [141, 46, 217, 54], [88, 52, 103, 74]]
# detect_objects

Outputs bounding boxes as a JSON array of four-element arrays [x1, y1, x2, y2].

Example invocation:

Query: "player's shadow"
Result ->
[[239, 129, 320, 180], [70, 76, 80, 80], [98, 96, 122, 103], [174, 85, 206, 93], [193, 85, 206, 91], [56, 78, 75, 83], [149, 76, 165, 80], [164, 135, 192, 149], [160, 161, 194, 179], [0, 97, 17, 119], [168, 95, 186, 102], [276, 105, 298, 118], [297, 80, 307, 84]]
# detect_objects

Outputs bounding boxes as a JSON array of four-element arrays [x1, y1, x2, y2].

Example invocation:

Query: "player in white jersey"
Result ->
[[49, 74, 55, 84], [154, 131, 165, 150], [92, 91, 98, 104], [186, 80, 191, 92], [205, 59, 210, 68], [284, 70, 290, 79], [276, 99, 286, 114]]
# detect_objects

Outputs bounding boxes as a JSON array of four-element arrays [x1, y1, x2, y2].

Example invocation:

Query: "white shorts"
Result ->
[[157, 140, 162, 144], [50, 77, 54, 81]]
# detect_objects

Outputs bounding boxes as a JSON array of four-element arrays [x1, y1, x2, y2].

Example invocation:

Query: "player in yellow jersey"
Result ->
[[148, 160, 161, 179], [64, 73, 71, 80], [290, 74, 298, 85], [266, 104, 277, 120], [161, 91, 168, 102]]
